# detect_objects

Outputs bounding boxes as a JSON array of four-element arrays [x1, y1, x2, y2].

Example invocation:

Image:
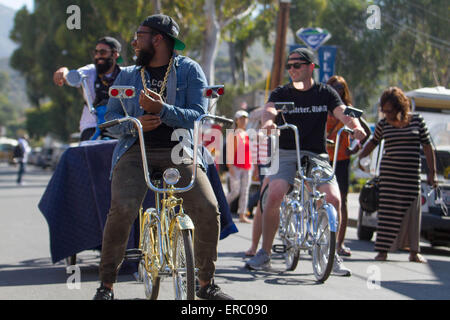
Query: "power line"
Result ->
[[405, 0, 450, 23], [383, 15, 450, 52]]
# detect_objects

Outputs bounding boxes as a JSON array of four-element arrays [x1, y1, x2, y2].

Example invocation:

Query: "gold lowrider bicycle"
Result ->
[[99, 84, 230, 300]]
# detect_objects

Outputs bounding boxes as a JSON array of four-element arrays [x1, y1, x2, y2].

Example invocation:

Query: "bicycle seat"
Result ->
[[301, 153, 329, 177], [316, 153, 329, 161]]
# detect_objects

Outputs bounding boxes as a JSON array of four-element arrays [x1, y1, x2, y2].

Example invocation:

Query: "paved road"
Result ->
[[1, 162, 450, 300]]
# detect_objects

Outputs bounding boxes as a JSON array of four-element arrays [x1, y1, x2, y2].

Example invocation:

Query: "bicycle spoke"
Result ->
[[172, 227, 195, 300], [311, 207, 335, 283], [317, 224, 330, 244]]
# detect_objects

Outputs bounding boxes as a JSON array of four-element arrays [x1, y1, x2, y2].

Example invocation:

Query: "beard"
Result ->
[[95, 56, 114, 74], [136, 43, 155, 67]]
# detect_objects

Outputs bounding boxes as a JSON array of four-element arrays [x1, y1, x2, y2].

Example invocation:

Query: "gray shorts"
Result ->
[[268, 149, 337, 187]]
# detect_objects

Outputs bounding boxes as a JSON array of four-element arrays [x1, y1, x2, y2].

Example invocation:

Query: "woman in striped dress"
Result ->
[[359, 87, 438, 263]]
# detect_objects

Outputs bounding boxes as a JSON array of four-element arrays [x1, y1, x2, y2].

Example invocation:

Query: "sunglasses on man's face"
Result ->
[[93, 49, 112, 56], [285, 62, 309, 70], [133, 31, 153, 41]]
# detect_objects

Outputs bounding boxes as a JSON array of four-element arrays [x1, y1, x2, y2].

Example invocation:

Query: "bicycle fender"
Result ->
[[322, 203, 338, 233], [176, 214, 195, 231]]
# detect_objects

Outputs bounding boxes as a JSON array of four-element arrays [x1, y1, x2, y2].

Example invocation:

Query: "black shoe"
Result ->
[[196, 280, 233, 300], [93, 285, 114, 300]]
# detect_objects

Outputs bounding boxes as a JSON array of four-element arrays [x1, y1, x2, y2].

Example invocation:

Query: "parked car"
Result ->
[[357, 87, 450, 247], [0, 137, 18, 164]]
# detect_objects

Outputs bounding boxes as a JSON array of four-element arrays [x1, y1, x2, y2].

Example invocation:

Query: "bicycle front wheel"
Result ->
[[141, 216, 161, 300], [260, 184, 269, 214], [311, 206, 336, 283], [283, 209, 300, 271], [172, 226, 195, 300]]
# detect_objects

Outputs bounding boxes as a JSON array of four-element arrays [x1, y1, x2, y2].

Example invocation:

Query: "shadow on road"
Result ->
[[0, 255, 136, 287], [215, 251, 321, 288], [0, 184, 50, 190], [381, 258, 450, 299], [345, 239, 450, 299]]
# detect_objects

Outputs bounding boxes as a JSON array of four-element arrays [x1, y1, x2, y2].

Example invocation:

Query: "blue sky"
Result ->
[[0, 0, 33, 11]]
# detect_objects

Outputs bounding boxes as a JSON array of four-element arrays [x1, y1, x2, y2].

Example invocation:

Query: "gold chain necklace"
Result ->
[[140, 55, 174, 103]]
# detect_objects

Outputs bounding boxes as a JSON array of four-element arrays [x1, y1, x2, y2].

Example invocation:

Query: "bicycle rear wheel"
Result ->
[[172, 226, 195, 300], [283, 208, 300, 271], [311, 206, 336, 283], [141, 216, 161, 300]]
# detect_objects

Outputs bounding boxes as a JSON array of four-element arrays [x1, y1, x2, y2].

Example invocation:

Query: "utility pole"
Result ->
[[270, 0, 290, 90], [152, 0, 161, 13]]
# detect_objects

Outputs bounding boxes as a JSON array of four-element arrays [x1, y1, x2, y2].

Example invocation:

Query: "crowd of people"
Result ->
[[30, 12, 438, 300]]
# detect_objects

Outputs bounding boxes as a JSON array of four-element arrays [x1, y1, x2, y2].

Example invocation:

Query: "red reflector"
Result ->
[[125, 89, 134, 97], [110, 89, 119, 97], [206, 89, 213, 97], [217, 87, 224, 95], [421, 195, 426, 205]]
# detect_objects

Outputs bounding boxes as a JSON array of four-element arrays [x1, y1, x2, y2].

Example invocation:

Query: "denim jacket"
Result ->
[[105, 54, 210, 177]]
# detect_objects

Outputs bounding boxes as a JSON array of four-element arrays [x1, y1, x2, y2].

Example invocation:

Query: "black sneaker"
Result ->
[[93, 285, 114, 300], [196, 280, 234, 300]]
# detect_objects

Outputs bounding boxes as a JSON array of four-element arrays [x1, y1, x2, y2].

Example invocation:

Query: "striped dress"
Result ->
[[372, 113, 431, 252]]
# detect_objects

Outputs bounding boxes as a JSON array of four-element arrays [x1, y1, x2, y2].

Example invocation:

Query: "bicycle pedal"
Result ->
[[124, 249, 143, 261], [272, 244, 287, 254]]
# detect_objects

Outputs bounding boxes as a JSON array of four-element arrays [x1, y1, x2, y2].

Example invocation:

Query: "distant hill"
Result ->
[[0, 4, 18, 59], [0, 57, 30, 111], [0, 4, 30, 111]]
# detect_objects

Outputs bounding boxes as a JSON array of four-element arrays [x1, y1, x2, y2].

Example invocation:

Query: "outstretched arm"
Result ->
[[332, 105, 367, 141]]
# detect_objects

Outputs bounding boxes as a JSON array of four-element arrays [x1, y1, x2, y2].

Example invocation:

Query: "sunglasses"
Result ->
[[285, 62, 309, 70], [93, 49, 113, 56], [133, 31, 154, 40]]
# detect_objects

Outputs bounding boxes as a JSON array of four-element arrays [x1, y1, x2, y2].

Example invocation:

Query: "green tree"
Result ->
[[0, 72, 18, 129], [289, 0, 389, 111], [9, 0, 156, 140], [376, 0, 450, 89], [224, 2, 277, 86]]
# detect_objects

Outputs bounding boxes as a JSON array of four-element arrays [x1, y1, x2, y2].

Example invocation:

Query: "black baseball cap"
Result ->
[[141, 14, 186, 51], [288, 48, 320, 69], [97, 36, 122, 53]]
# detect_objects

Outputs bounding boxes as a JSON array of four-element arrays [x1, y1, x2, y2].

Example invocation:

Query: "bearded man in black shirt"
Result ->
[[245, 48, 366, 275]]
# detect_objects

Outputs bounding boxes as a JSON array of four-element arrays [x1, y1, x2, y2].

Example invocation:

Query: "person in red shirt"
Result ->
[[226, 110, 253, 223]]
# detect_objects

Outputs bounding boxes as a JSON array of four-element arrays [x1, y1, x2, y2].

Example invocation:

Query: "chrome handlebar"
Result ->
[[277, 124, 353, 183], [65, 70, 96, 114], [100, 113, 233, 194]]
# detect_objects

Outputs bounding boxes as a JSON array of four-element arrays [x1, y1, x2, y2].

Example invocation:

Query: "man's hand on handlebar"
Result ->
[[351, 125, 367, 141], [261, 102, 279, 135], [139, 88, 164, 114], [137, 114, 162, 132], [261, 119, 278, 135]]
